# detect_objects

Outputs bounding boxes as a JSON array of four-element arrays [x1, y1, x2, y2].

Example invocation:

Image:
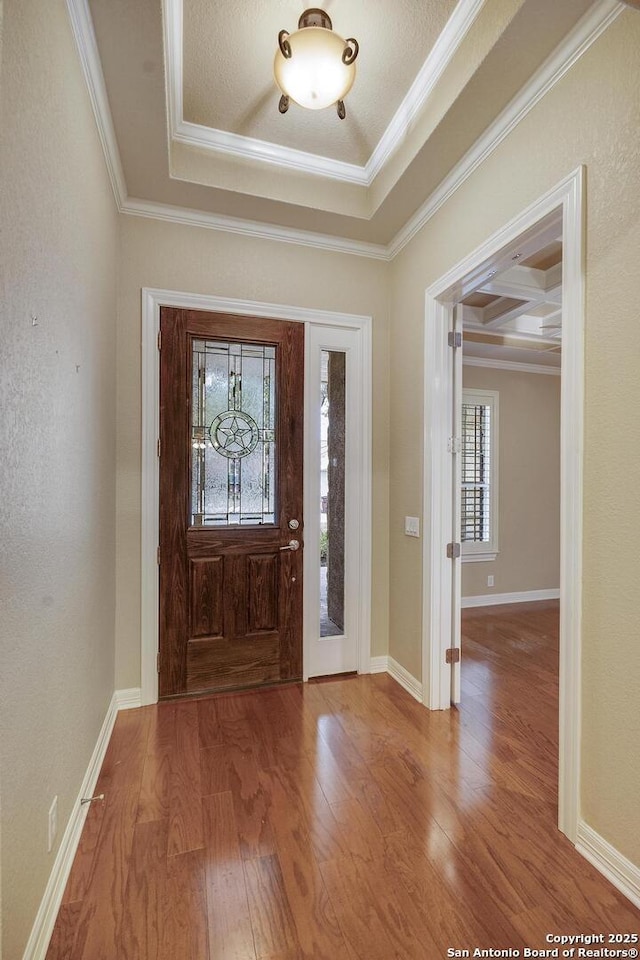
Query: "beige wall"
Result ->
[[462, 366, 560, 599], [389, 10, 640, 868], [0, 1, 118, 957], [3, 4, 640, 952], [116, 218, 391, 688]]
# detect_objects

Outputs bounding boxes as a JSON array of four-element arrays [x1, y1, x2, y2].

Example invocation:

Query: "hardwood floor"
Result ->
[[46, 601, 639, 958]]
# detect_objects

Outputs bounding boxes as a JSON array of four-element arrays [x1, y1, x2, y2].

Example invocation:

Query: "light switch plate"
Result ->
[[405, 516, 420, 538]]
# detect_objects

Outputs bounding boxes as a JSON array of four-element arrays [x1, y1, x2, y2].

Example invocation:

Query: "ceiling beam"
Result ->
[[460, 305, 484, 326], [478, 264, 548, 300], [476, 261, 562, 308], [482, 297, 543, 330], [463, 328, 561, 348], [451, 216, 563, 302], [538, 304, 563, 330]]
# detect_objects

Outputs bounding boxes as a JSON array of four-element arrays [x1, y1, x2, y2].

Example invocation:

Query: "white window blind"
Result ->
[[461, 389, 498, 560]]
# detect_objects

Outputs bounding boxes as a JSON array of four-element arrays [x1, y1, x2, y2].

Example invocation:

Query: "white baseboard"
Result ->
[[576, 821, 640, 911], [388, 657, 423, 702], [369, 655, 423, 701], [22, 688, 142, 960], [461, 588, 560, 608], [369, 655, 388, 674], [114, 686, 142, 710]]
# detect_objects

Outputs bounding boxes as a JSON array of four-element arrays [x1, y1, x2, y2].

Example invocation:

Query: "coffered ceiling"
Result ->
[[461, 239, 563, 369], [80, 0, 607, 246]]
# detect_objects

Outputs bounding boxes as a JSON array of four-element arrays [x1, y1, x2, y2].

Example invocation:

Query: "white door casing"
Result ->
[[422, 167, 585, 843], [141, 290, 372, 704], [450, 303, 464, 705]]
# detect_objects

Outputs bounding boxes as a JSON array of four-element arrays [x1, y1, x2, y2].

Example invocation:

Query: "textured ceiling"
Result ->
[[87, 0, 597, 243], [182, 0, 459, 165]]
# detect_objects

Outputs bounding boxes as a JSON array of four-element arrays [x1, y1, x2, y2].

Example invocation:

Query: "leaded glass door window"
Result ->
[[191, 340, 277, 526]]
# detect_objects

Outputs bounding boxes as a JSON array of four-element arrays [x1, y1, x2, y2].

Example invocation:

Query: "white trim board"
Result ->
[[114, 687, 143, 710], [576, 822, 640, 911], [162, 0, 485, 187], [141, 289, 372, 705], [21, 689, 139, 960], [463, 356, 561, 376], [67, 0, 622, 262], [172, 120, 368, 187], [369, 656, 388, 674], [366, 0, 485, 183], [462, 588, 560, 608], [422, 166, 585, 845], [121, 198, 388, 261], [367, 656, 423, 702], [64, 0, 127, 208], [388, 657, 423, 702], [387, 0, 622, 258]]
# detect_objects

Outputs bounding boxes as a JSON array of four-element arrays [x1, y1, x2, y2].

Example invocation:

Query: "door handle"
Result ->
[[280, 539, 300, 552]]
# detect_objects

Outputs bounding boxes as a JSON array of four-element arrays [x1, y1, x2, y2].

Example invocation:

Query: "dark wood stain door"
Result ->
[[159, 308, 304, 698]]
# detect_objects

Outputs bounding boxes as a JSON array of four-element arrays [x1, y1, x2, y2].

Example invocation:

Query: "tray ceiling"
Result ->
[[181, 0, 459, 166], [84, 0, 602, 243]]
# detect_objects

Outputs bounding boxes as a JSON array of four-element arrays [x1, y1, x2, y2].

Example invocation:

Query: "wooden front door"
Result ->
[[158, 308, 304, 698]]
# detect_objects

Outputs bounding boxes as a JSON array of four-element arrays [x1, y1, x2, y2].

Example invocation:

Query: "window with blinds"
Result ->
[[461, 389, 499, 559]]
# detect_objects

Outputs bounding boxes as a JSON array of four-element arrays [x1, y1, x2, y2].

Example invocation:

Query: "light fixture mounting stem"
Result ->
[[298, 8, 333, 30]]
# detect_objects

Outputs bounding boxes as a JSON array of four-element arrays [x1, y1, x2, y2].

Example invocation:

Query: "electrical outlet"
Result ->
[[487, 575, 495, 587], [404, 516, 420, 538], [48, 796, 58, 853]]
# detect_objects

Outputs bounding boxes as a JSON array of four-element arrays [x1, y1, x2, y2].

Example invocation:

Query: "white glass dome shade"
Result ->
[[274, 14, 358, 111]]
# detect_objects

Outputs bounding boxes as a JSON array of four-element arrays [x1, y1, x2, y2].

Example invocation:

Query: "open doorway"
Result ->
[[457, 233, 562, 703], [447, 221, 563, 702], [422, 169, 584, 842], [455, 235, 563, 830]]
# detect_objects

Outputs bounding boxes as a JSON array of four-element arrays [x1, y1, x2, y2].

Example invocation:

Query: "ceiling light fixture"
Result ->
[[274, 8, 359, 120]]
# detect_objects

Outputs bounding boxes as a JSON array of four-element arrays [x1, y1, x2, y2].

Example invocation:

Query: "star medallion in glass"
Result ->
[[191, 339, 276, 525]]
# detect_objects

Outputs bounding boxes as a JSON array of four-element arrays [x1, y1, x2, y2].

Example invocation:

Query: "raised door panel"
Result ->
[[248, 554, 278, 633], [186, 634, 280, 693], [190, 558, 224, 639]]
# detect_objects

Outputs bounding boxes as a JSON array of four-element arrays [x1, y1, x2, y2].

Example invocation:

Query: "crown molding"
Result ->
[[121, 198, 390, 260], [164, 0, 368, 186], [69, 0, 623, 263], [65, 0, 127, 208], [163, 0, 367, 185], [173, 120, 369, 185], [365, 0, 485, 182], [387, 0, 624, 259], [163, 0, 484, 188], [463, 356, 561, 375], [162, 0, 182, 158]]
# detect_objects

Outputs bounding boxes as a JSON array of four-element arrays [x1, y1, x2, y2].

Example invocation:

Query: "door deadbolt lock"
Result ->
[[288, 518, 299, 530], [280, 539, 300, 552]]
